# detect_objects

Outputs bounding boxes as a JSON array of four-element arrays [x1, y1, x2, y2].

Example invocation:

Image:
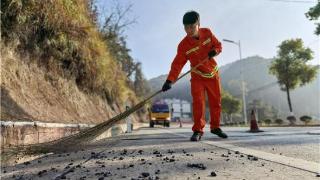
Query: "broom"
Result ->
[[3, 56, 217, 157]]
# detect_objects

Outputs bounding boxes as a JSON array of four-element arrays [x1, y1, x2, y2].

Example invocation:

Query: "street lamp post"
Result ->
[[223, 39, 248, 125]]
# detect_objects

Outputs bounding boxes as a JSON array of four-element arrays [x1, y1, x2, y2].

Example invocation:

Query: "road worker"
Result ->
[[162, 10, 228, 141]]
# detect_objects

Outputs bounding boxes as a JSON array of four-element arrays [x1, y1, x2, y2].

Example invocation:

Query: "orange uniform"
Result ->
[[167, 28, 222, 134]]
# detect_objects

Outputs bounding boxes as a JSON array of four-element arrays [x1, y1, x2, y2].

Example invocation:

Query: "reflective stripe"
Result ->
[[192, 66, 219, 78], [186, 38, 211, 55], [202, 38, 211, 45], [186, 46, 199, 55]]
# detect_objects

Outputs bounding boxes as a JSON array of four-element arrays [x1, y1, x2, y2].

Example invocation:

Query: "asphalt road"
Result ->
[[171, 125, 320, 163], [1, 125, 319, 180]]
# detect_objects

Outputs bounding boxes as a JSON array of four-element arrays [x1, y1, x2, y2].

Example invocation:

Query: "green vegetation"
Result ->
[[262, 119, 272, 125], [269, 39, 317, 114], [1, 0, 147, 105], [221, 91, 241, 124], [99, 4, 150, 98], [300, 115, 312, 125], [274, 118, 283, 125], [306, 1, 320, 35]]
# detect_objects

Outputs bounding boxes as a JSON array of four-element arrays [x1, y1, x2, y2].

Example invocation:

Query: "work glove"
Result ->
[[208, 49, 217, 59], [162, 80, 172, 92]]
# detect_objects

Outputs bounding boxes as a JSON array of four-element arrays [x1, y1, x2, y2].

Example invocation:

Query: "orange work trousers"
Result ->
[[191, 76, 221, 134]]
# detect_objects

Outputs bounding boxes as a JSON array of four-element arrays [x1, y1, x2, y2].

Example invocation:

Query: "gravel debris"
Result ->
[[153, 150, 161, 154], [221, 154, 229, 158], [187, 163, 207, 170], [141, 172, 150, 177], [23, 161, 31, 166], [247, 155, 258, 161], [37, 169, 47, 176], [210, 171, 217, 177]]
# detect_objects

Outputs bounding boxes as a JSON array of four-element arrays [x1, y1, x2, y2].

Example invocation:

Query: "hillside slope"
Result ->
[[1, 0, 142, 124], [1, 46, 140, 124]]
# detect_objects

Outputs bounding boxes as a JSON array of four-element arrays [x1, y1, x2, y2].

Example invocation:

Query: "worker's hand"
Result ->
[[162, 80, 172, 92], [208, 49, 217, 59]]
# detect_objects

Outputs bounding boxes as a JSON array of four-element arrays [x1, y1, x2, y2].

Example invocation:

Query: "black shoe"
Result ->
[[211, 128, 228, 138], [190, 132, 202, 141]]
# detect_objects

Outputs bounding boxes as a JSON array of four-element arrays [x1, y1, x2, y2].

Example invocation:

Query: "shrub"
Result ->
[[263, 119, 272, 125], [274, 118, 283, 125], [300, 115, 312, 125]]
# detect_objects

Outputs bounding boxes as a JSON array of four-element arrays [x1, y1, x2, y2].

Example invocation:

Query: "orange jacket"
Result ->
[[167, 28, 222, 82]]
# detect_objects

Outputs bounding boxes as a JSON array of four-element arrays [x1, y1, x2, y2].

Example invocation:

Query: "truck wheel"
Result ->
[[149, 121, 154, 128], [165, 121, 170, 127]]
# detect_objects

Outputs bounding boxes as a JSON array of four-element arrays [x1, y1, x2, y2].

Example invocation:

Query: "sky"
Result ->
[[96, 0, 319, 80]]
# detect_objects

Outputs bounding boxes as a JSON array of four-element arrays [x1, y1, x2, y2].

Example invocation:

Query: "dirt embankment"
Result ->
[[1, 47, 141, 124]]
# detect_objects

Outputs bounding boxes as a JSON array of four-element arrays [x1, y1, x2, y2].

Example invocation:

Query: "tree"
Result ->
[[221, 92, 241, 124], [99, 2, 150, 98], [300, 115, 312, 125], [87, 0, 99, 25], [306, 1, 320, 35], [269, 39, 317, 115], [100, 3, 138, 80], [134, 63, 151, 97]]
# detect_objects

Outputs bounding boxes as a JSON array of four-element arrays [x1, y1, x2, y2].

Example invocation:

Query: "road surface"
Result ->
[[1, 125, 319, 179]]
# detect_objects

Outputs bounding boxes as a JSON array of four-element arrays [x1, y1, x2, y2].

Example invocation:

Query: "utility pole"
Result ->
[[223, 39, 247, 125], [180, 99, 183, 119]]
